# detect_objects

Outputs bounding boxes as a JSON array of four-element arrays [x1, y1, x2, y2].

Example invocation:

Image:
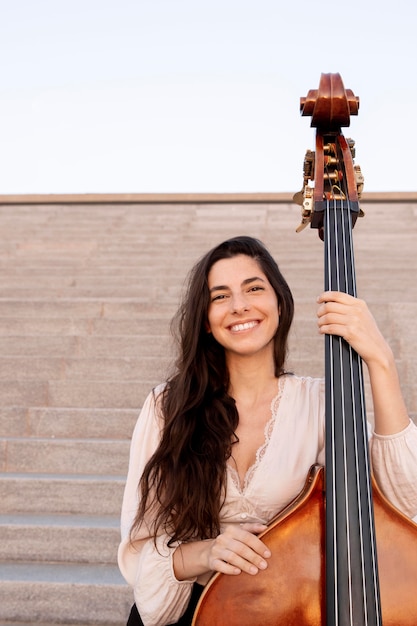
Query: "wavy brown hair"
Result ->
[[130, 236, 294, 546]]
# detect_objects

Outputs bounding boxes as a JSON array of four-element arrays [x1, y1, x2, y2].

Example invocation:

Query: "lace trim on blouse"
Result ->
[[228, 376, 286, 493]]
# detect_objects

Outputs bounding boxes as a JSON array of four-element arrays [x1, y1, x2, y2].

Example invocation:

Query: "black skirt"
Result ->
[[126, 583, 204, 626]]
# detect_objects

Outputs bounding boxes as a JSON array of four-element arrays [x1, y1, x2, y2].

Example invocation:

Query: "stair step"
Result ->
[[0, 562, 132, 625], [0, 514, 120, 564], [0, 355, 171, 381], [0, 623, 117, 626], [0, 407, 138, 439], [1, 438, 130, 475], [0, 286, 182, 299], [0, 379, 154, 409], [1, 560, 125, 584], [47, 380, 156, 409], [0, 474, 125, 515], [0, 380, 48, 407], [0, 298, 176, 319], [0, 317, 170, 336], [0, 334, 171, 357]]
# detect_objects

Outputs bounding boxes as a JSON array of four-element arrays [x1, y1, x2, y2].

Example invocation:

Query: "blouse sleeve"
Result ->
[[117, 385, 196, 626], [371, 420, 417, 521]]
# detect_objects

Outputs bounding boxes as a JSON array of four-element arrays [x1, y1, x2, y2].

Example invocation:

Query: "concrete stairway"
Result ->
[[0, 196, 416, 625]]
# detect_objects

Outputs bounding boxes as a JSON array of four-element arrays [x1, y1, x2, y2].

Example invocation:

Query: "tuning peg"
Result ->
[[293, 191, 304, 206]]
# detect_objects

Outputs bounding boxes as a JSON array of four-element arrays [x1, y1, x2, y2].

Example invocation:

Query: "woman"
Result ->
[[118, 236, 417, 626]]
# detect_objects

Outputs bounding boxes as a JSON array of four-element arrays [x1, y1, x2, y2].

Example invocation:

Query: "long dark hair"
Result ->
[[131, 236, 294, 545]]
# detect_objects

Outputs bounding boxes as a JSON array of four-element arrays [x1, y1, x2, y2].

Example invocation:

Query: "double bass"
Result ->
[[192, 74, 417, 625]]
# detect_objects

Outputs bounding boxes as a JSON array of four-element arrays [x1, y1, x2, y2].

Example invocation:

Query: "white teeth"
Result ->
[[231, 321, 258, 332]]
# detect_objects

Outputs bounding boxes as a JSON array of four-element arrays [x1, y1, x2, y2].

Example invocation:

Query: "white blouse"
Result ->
[[118, 375, 417, 626]]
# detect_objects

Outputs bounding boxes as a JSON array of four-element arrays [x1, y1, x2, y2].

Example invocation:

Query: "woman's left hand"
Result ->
[[317, 290, 410, 435], [316, 291, 389, 367]]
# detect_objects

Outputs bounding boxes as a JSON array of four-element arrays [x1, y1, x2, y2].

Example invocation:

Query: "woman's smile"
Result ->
[[229, 320, 260, 333]]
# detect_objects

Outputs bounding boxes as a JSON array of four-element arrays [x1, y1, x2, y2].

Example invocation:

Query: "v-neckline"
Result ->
[[227, 375, 287, 494]]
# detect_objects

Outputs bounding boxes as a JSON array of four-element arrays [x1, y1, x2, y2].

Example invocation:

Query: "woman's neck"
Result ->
[[227, 353, 278, 405]]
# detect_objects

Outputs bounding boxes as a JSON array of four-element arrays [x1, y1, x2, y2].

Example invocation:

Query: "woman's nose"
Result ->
[[230, 294, 249, 313]]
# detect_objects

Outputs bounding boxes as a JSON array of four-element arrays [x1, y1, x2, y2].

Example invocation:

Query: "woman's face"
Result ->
[[206, 254, 280, 360]]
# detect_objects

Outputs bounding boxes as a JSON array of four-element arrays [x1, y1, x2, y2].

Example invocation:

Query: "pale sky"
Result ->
[[1, 0, 416, 194]]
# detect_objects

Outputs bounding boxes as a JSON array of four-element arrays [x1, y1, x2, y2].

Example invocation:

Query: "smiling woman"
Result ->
[[207, 255, 280, 361], [118, 236, 417, 626]]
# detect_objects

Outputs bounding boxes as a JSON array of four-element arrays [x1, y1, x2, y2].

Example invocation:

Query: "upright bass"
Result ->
[[192, 73, 417, 625]]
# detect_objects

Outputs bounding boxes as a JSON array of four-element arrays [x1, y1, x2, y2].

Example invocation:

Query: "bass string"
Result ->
[[325, 195, 350, 624], [339, 195, 367, 624], [344, 194, 381, 622], [325, 190, 381, 624], [344, 195, 382, 623]]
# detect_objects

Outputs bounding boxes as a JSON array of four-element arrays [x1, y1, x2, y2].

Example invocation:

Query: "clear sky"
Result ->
[[1, 0, 415, 194]]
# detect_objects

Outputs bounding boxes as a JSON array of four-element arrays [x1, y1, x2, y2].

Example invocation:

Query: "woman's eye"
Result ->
[[211, 293, 227, 302], [248, 286, 264, 293]]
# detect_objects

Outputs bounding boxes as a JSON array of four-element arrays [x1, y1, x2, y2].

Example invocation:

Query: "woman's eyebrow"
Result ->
[[209, 276, 266, 292], [242, 276, 266, 286], [209, 284, 229, 293]]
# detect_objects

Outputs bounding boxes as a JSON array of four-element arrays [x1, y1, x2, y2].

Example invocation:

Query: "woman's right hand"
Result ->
[[204, 522, 271, 576]]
